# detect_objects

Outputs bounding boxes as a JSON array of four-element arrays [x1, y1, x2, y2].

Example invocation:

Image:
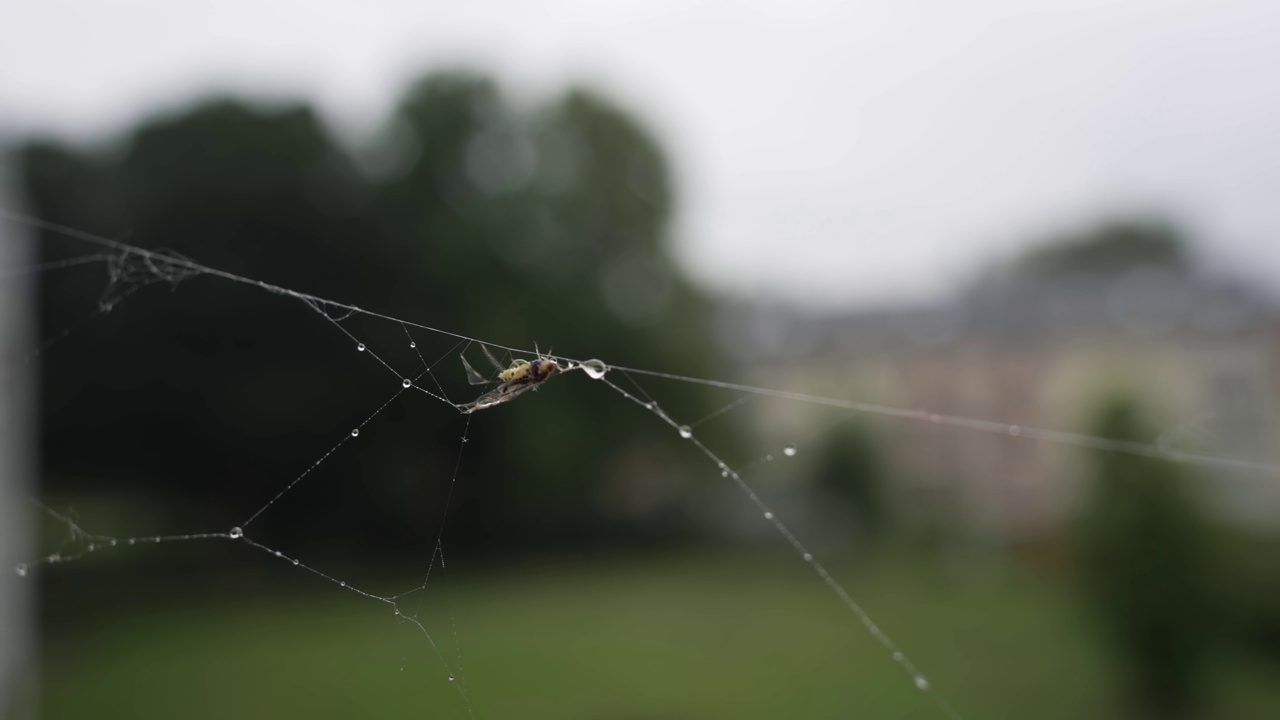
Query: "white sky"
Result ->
[[2, 0, 1278, 307]]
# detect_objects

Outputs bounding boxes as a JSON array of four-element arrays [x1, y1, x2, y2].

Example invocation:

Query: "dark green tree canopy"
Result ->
[[20, 69, 730, 556], [1077, 395, 1216, 718], [1016, 217, 1190, 279]]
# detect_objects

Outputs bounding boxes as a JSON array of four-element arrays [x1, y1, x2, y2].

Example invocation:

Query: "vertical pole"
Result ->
[[0, 173, 36, 718]]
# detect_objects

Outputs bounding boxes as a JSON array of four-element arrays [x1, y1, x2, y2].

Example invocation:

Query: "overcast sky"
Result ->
[[3, 0, 1278, 307]]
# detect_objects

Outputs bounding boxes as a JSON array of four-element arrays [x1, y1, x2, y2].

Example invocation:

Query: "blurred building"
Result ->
[[726, 265, 1280, 541]]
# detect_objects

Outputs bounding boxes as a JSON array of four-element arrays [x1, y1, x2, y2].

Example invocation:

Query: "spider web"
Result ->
[[5, 209, 1279, 719]]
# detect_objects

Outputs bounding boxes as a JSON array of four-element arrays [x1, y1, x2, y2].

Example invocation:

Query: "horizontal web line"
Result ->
[[5, 207, 1277, 478]]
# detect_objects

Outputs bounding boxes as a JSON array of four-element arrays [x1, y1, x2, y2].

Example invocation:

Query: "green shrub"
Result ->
[[1076, 396, 1217, 717]]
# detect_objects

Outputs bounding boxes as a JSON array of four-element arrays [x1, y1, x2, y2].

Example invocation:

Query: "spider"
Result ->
[[458, 344, 560, 413]]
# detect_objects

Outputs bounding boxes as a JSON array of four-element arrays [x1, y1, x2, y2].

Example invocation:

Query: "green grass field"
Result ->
[[37, 551, 1280, 719]]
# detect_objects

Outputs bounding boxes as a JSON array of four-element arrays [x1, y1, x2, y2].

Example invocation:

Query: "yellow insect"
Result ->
[[459, 345, 560, 413], [498, 359, 532, 384]]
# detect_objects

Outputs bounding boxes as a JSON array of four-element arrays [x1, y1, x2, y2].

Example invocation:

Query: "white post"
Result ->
[[0, 177, 36, 717]]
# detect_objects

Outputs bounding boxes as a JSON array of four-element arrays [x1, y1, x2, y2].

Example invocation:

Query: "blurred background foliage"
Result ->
[[1077, 396, 1216, 718], [21, 69, 728, 562], [14, 67, 1280, 719]]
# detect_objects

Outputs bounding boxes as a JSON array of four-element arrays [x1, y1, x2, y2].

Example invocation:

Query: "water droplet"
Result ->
[[228, 527, 243, 540], [87, 543, 95, 552], [292, 559, 300, 566], [448, 673, 456, 682], [109, 539, 117, 547], [15, 563, 28, 577], [766, 454, 774, 462], [802, 553, 813, 562], [274, 551, 283, 558], [763, 511, 774, 520], [721, 469, 730, 478], [356, 343, 366, 352], [128, 538, 137, 545], [339, 581, 347, 588], [579, 359, 608, 380], [678, 425, 692, 439], [409, 341, 417, 348], [1008, 425, 1022, 436], [892, 651, 904, 661], [351, 428, 360, 437], [928, 413, 940, 423], [402, 378, 412, 388], [783, 443, 797, 457], [914, 676, 930, 690]]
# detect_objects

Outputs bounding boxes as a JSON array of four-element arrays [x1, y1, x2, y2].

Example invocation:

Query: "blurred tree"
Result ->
[[371, 74, 727, 548], [20, 70, 733, 563], [1077, 395, 1216, 718], [971, 216, 1191, 292], [19, 99, 414, 558], [812, 425, 887, 546], [1220, 533, 1280, 660], [1017, 217, 1190, 279]]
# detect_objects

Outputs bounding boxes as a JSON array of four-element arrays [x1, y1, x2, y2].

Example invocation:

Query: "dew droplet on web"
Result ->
[[1008, 425, 1022, 436], [409, 341, 416, 348], [351, 428, 360, 437], [914, 676, 930, 690], [448, 673, 456, 682], [721, 469, 730, 477], [892, 651, 904, 662], [402, 378, 412, 388], [14, 563, 29, 577], [802, 553, 813, 562], [356, 343, 366, 352], [763, 511, 774, 520], [228, 526, 243, 540], [783, 443, 797, 457], [678, 425, 692, 439], [579, 359, 608, 379]]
